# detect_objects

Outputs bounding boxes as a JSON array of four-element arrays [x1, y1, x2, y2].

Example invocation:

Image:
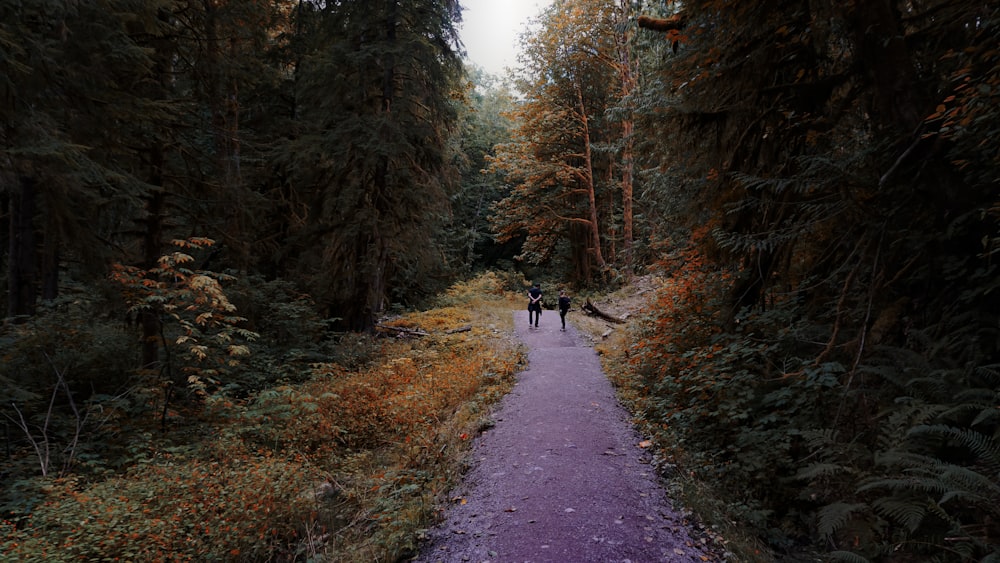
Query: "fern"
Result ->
[[827, 551, 871, 563], [869, 496, 928, 532], [817, 502, 868, 539], [907, 425, 1000, 465], [797, 462, 853, 481]]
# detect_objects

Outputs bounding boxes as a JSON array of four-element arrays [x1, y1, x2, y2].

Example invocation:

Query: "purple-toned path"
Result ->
[[413, 310, 713, 562]]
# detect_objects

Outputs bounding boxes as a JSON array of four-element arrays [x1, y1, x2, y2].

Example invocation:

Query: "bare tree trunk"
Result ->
[[8, 175, 38, 320], [616, 0, 636, 270], [40, 211, 59, 301], [360, 0, 399, 332], [576, 82, 606, 272], [620, 118, 634, 263], [140, 183, 165, 369], [850, 0, 921, 130]]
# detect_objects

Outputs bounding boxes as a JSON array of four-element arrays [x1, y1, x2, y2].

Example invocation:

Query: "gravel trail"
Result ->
[[413, 310, 717, 562]]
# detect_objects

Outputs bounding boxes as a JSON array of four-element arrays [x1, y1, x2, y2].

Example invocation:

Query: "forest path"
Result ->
[[413, 309, 715, 562]]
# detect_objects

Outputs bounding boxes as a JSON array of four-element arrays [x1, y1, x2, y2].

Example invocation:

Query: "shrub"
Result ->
[[1, 448, 317, 562]]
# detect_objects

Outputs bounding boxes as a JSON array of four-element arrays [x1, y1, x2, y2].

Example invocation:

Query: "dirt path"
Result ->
[[414, 310, 717, 562]]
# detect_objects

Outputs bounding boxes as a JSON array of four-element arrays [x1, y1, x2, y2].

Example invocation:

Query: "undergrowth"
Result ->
[[595, 242, 1000, 562], [1, 272, 525, 561]]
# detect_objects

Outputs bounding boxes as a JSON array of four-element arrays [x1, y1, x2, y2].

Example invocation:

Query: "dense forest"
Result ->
[[2, 0, 997, 561]]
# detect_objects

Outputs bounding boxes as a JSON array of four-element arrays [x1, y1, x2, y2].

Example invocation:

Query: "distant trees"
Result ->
[[490, 0, 640, 283], [447, 67, 519, 272]]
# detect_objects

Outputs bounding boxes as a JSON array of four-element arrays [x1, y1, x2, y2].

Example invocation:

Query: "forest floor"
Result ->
[[413, 281, 729, 562]]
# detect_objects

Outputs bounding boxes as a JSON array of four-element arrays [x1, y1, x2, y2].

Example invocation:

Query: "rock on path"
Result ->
[[413, 310, 714, 562]]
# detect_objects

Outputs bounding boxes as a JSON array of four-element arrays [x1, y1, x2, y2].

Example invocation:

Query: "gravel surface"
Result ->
[[413, 310, 717, 562]]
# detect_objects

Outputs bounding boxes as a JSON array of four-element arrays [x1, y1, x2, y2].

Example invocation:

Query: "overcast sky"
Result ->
[[458, 0, 553, 75]]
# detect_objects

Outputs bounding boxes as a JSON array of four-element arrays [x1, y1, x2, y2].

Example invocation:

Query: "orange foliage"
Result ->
[[615, 232, 732, 417]]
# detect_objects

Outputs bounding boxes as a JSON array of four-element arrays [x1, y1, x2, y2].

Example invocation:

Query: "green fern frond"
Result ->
[[905, 375, 953, 400], [797, 462, 852, 481], [925, 499, 965, 533], [870, 496, 927, 532], [801, 428, 839, 450], [817, 502, 868, 539], [973, 364, 1000, 385], [881, 399, 947, 427], [827, 550, 871, 563], [730, 171, 804, 194], [939, 465, 1000, 500], [908, 425, 1000, 463], [950, 388, 998, 406], [860, 475, 949, 498]]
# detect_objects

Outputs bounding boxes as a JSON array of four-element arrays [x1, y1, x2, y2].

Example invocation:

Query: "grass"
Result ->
[[2, 272, 526, 562]]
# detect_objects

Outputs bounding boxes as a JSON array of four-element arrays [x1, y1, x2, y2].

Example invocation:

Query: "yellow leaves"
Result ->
[[171, 237, 214, 249], [190, 345, 208, 361]]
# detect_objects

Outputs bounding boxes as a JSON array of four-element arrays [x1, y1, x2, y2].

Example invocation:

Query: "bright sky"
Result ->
[[459, 0, 554, 75]]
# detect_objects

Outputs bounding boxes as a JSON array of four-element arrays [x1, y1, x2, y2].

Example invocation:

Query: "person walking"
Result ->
[[527, 283, 542, 328], [558, 289, 571, 331]]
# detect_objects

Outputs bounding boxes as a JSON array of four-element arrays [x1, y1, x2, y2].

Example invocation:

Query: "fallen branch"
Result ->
[[582, 299, 625, 324], [637, 13, 687, 32], [375, 325, 429, 337], [445, 325, 472, 334]]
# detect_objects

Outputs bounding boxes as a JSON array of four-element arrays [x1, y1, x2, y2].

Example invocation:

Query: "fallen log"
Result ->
[[375, 324, 429, 337], [582, 299, 625, 324], [637, 13, 687, 32], [445, 325, 472, 334]]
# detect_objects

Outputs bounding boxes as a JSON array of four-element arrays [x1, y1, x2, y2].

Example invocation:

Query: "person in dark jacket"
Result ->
[[558, 289, 571, 331], [527, 283, 542, 327]]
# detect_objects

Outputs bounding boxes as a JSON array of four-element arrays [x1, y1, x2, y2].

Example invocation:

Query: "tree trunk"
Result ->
[[358, 0, 399, 332], [576, 82, 606, 273], [40, 211, 59, 301], [570, 221, 591, 283], [620, 118, 634, 264], [616, 0, 636, 270], [8, 175, 38, 320], [850, 1, 921, 131], [140, 157, 165, 369]]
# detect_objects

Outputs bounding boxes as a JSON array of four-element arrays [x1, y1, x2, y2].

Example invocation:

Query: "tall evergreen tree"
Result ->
[[281, 0, 464, 330], [446, 66, 518, 272]]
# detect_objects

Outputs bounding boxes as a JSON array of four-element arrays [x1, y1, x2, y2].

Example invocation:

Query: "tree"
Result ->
[[281, 0, 465, 330], [630, 0, 1000, 558], [490, 0, 621, 283], [446, 65, 519, 272]]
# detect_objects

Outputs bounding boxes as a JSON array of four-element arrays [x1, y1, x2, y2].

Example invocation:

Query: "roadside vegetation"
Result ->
[[2, 273, 524, 562]]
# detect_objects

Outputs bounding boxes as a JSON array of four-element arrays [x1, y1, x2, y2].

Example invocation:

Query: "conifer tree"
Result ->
[[447, 66, 518, 271], [280, 0, 464, 330]]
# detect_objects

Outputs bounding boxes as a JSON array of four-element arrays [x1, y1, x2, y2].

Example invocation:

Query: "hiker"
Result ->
[[558, 289, 571, 331], [527, 283, 542, 327]]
